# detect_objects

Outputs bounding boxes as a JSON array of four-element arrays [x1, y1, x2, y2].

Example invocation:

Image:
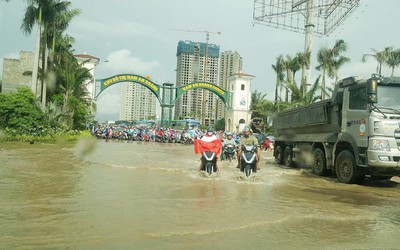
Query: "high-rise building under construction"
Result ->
[[175, 40, 220, 127], [217, 51, 243, 120]]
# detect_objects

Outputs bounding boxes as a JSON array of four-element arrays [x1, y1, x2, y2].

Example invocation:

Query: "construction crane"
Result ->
[[170, 29, 221, 127], [170, 29, 221, 44]]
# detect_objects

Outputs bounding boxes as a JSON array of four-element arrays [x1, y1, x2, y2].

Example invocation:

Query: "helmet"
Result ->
[[226, 132, 232, 136], [207, 127, 214, 132], [243, 126, 251, 132]]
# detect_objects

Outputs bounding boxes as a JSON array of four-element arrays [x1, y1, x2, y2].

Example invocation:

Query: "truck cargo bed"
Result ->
[[274, 100, 341, 138]]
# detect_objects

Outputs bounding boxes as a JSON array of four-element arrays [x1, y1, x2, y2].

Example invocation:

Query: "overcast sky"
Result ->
[[1, 0, 400, 121]]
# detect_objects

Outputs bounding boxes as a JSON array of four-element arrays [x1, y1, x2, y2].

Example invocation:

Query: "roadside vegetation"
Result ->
[[250, 42, 400, 134], [0, 0, 93, 142]]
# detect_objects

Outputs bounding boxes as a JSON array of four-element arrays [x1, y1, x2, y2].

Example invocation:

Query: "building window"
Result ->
[[241, 84, 245, 91]]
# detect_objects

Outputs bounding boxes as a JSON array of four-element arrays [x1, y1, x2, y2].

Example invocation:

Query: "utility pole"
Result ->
[[170, 29, 221, 127], [303, 0, 315, 94]]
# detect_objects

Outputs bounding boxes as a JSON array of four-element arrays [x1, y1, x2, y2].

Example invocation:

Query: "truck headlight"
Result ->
[[371, 139, 390, 151]]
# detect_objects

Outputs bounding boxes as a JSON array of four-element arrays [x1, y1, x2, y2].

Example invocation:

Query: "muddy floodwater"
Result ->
[[1, 139, 400, 249]]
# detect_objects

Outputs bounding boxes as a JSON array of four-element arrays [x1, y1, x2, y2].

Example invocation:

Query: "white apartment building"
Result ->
[[119, 82, 157, 121], [175, 40, 220, 126], [218, 51, 243, 119]]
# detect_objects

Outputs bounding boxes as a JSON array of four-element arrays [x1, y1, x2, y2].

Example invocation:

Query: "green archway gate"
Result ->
[[95, 74, 231, 126]]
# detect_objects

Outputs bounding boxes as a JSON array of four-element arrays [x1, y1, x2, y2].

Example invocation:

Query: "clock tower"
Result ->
[[225, 72, 254, 133]]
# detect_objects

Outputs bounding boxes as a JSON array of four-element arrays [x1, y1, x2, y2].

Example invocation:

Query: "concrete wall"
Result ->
[[2, 51, 34, 93]]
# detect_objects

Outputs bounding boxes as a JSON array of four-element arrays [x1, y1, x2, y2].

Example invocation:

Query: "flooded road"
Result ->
[[1, 139, 400, 249]]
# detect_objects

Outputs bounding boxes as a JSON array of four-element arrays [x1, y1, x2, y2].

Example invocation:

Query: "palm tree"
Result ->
[[271, 55, 285, 103], [250, 90, 267, 118], [21, 0, 80, 105], [56, 56, 92, 129], [362, 47, 393, 75], [281, 55, 300, 102], [296, 51, 311, 96], [386, 49, 400, 77], [316, 39, 350, 100], [286, 76, 321, 106], [53, 34, 75, 66], [46, 2, 80, 62]]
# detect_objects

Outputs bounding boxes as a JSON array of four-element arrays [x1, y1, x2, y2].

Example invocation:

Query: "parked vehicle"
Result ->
[[273, 75, 400, 184]]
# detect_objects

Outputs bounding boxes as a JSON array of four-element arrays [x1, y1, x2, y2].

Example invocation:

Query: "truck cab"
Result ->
[[335, 76, 400, 181]]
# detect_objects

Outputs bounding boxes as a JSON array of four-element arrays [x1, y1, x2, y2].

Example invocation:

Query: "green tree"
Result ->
[[215, 118, 225, 131], [21, 0, 80, 105], [362, 47, 393, 75], [316, 39, 350, 100], [249, 90, 296, 133], [250, 90, 267, 118], [296, 51, 311, 96], [281, 55, 300, 101], [38, 100, 67, 127], [271, 55, 285, 103], [55, 55, 92, 129], [286, 76, 321, 105], [251, 98, 294, 133], [386, 49, 400, 76], [0, 87, 44, 131]]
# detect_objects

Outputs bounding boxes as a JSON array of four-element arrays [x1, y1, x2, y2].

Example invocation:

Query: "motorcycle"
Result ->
[[181, 133, 193, 144], [201, 151, 217, 175], [222, 144, 236, 163], [156, 134, 168, 143], [240, 145, 258, 177]]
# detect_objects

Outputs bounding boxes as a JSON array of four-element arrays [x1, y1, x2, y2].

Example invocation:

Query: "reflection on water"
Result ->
[[1, 140, 400, 249]]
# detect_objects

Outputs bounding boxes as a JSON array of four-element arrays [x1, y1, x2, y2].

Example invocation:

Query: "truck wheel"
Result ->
[[275, 145, 284, 165], [312, 148, 328, 176], [283, 146, 294, 168], [336, 150, 359, 184]]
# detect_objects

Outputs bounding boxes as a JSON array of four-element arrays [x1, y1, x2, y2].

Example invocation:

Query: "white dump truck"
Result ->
[[273, 75, 400, 183]]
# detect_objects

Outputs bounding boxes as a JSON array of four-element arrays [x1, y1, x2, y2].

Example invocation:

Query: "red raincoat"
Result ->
[[194, 138, 222, 155]]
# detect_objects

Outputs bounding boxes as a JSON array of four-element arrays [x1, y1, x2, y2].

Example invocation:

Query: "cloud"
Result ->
[[70, 16, 172, 44], [94, 49, 161, 121], [95, 84, 120, 121], [97, 49, 160, 77]]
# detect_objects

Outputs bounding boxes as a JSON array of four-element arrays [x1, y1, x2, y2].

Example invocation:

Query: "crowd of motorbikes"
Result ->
[[92, 124, 273, 177], [92, 125, 199, 144]]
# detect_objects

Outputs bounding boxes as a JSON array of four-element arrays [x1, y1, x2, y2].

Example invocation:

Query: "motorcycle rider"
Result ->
[[236, 126, 260, 170], [221, 132, 237, 160], [197, 127, 221, 171], [200, 127, 218, 142]]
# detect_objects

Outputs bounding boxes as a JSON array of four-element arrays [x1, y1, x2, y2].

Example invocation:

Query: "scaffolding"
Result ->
[[253, 0, 360, 37]]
